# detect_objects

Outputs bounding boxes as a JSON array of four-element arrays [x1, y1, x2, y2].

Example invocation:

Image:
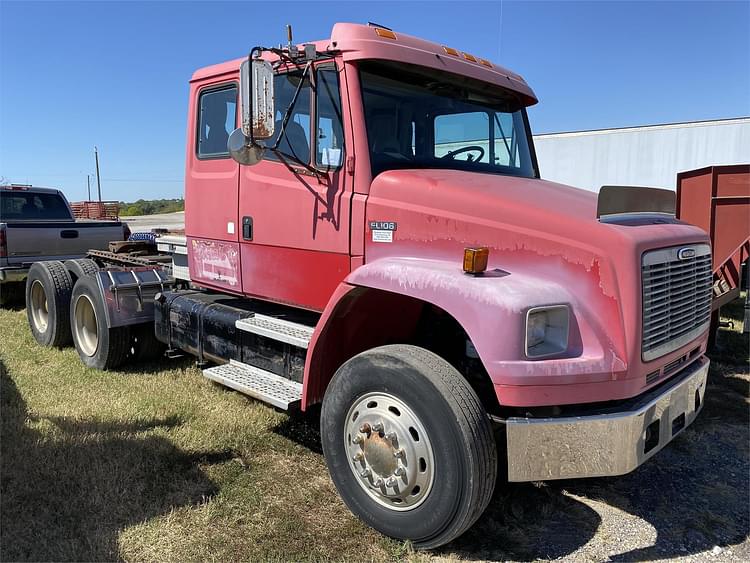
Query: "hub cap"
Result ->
[[344, 392, 434, 511], [29, 280, 49, 333], [73, 294, 99, 357]]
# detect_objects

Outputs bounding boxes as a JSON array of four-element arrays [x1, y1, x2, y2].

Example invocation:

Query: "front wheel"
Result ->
[[321, 345, 497, 549]]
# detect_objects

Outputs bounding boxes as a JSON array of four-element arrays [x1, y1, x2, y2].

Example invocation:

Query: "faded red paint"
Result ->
[[186, 23, 712, 411], [351, 169, 709, 407]]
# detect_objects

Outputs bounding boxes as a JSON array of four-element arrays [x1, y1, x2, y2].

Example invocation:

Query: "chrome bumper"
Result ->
[[0, 267, 29, 282], [506, 356, 709, 482]]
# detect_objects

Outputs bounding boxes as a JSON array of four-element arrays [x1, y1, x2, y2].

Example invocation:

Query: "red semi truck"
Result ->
[[23, 24, 713, 548]]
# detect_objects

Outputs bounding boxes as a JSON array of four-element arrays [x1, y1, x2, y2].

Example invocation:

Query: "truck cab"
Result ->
[[25, 23, 713, 549]]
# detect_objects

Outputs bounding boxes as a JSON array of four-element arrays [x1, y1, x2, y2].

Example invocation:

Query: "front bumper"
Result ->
[[0, 267, 29, 283], [506, 356, 708, 481]]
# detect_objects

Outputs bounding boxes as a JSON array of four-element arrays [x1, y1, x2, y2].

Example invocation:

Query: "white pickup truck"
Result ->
[[0, 185, 128, 302]]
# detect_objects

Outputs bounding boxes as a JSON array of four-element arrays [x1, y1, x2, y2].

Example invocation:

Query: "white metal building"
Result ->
[[533, 117, 750, 192]]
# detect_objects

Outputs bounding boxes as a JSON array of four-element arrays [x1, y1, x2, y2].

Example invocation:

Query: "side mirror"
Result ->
[[240, 58, 275, 139], [231, 58, 275, 166], [228, 128, 265, 165]]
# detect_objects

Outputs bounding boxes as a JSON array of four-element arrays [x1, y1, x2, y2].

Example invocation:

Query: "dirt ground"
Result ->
[[120, 211, 185, 232]]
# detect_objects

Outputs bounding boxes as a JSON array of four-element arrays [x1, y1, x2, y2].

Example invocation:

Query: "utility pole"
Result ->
[[86, 174, 91, 200], [94, 146, 102, 202]]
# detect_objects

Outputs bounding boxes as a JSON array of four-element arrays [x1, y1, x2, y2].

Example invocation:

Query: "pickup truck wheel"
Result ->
[[321, 344, 497, 549], [64, 258, 99, 283], [25, 261, 73, 347], [70, 276, 130, 370]]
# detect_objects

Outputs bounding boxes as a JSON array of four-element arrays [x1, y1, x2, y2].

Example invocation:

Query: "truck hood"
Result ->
[[367, 168, 708, 266]]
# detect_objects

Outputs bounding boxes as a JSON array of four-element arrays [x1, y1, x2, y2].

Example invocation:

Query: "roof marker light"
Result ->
[[374, 27, 397, 40], [462, 52, 477, 62], [442, 46, 460, 56], [479, 58, 493, 67]]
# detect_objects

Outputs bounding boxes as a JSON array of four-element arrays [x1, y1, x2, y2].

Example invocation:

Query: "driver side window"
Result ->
[[266, 72, 311, 163]]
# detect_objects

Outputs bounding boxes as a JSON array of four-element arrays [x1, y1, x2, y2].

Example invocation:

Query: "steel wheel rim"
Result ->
[[344, 392, 435, 511], [30, 280, 49, 333], [74, 294, 99, 357]]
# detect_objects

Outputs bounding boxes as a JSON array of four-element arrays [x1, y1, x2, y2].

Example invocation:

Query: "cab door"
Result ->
[[185, 79, 242, 293], [238, 61, 352, 311]]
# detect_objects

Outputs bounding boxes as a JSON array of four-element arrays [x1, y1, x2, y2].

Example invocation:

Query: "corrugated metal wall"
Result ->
[[533, 118, 750, 192]]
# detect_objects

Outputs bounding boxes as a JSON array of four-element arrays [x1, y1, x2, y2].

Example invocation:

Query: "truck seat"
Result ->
[[273, 120, 310, 161], [203, 102, 230, 155]]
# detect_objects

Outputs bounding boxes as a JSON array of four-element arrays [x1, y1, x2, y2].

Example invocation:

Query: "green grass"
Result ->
[[0, 308, 402, 561], [1, 296, 747, 561]]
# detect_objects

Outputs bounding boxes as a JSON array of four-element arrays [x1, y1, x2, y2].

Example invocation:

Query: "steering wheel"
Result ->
[[441, 145, 485, 162]]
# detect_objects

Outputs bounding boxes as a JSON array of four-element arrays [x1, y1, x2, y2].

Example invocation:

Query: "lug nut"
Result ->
[[360, 468, 372, 478], [394, 466, 406, 477], [372, 422, 384, 432], [385, 431, 397, 442], [373, 477, 383, 487], [385, 477, 397, 487], [352, 452, 364, 462], [393, 448, 405, 459], [352, 434, 364, 445], [359, 423, 371, 434]]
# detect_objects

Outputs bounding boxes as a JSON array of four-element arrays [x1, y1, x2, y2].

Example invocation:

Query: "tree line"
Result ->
[[119, 198, 185, 216]]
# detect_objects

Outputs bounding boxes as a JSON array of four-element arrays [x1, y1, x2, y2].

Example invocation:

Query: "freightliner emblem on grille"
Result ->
[[678, 247, 697, 260]]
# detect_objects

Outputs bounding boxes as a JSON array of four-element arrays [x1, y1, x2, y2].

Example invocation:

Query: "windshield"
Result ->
[[359, 60, 537, 180]]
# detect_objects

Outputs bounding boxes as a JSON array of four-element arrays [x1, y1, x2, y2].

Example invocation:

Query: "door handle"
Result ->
[[60, 230, 79, 239], [242, 216, 253, 241]]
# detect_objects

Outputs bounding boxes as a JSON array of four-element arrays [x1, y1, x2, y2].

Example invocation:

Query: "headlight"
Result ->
[[525, 305, 570, 358]]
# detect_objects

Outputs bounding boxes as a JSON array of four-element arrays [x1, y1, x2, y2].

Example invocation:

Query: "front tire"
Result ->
[[70, 276, 130, 370], [321, 345, 497, 549]]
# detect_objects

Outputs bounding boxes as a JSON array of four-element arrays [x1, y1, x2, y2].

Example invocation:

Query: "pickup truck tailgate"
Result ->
[[4, 221, 123, 265]]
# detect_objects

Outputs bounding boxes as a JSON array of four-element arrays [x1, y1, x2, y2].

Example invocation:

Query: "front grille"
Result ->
[[642, 244, 712, 361]]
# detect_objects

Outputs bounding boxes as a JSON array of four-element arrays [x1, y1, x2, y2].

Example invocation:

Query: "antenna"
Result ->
[[286, 24, 298, 57]]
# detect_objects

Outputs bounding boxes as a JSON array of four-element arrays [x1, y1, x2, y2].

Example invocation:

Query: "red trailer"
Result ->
[[676, 164, 750, 336]]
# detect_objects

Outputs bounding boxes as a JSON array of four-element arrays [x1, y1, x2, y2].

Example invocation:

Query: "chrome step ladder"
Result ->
[[235, 314, 314, 348], [203, 360, 303, 410]]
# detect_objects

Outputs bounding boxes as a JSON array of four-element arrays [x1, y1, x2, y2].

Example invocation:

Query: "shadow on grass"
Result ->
[[0, 360, 233, 562]]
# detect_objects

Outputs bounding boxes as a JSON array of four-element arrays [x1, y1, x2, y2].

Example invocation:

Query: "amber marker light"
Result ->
[[462, 52, 478, 62], [479, 58, 493, 67], [374, 28, 397, 40], [442, 46, 460, 56], [463, 247, 489, 275]]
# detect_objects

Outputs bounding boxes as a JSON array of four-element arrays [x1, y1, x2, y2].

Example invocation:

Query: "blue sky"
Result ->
[[1, 1, 748, 201]]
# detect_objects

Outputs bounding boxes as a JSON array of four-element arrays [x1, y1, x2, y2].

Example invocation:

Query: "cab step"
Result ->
[[203, 360, 303, 410], [235, 314, 315, 348]]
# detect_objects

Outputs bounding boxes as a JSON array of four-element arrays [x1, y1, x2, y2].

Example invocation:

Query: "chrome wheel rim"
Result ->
[[30, 280, 49, 333], [74, 294, 98, 357], [344, 392, 435, 511]]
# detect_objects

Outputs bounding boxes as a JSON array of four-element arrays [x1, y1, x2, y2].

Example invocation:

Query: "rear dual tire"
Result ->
[[25, 261, 73, 347], [321, 345, 497, 549], [70, 276, 130, 370]]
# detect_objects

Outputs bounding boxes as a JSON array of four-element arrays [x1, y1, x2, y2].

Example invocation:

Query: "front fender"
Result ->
[[303, 256, 628, 409]]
